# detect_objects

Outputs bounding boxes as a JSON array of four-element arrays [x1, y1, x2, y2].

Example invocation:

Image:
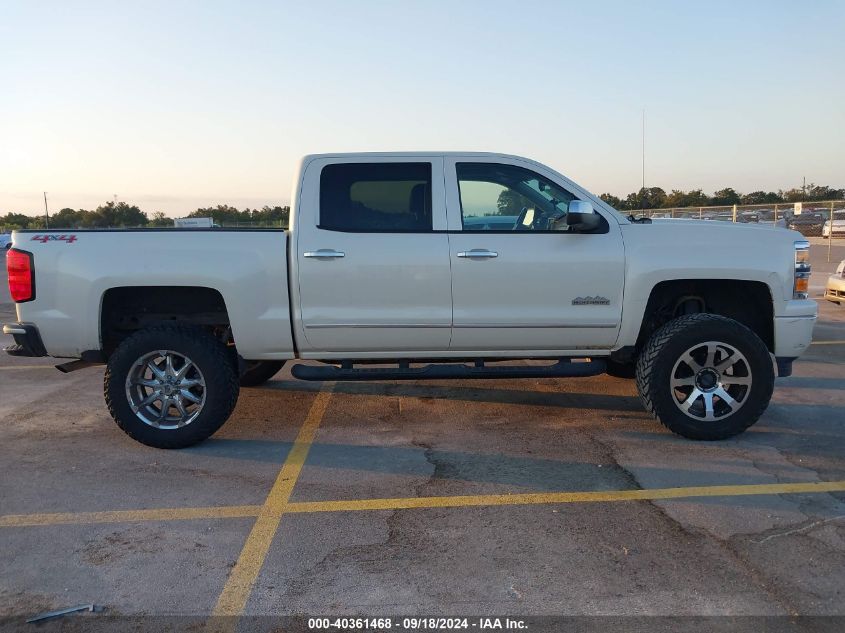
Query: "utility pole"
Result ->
[[43, 192, 50, 229], [802, 177, 806, 203], [641, 108, 646, 215]]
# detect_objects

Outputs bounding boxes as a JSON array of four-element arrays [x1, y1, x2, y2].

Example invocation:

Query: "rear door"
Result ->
[[445, 156, 625, 353], [294, 156, 452, 355]]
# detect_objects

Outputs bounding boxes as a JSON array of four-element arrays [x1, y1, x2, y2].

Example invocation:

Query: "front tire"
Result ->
[[635, 314, 774, 440], [104, 324, 240, 449]]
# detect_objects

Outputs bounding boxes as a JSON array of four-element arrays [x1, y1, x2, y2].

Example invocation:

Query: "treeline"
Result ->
[[3, 184, 844, 228], [0, 202, 291, 230], [600, 183, 844, 211], [186, 204, 290, 227]]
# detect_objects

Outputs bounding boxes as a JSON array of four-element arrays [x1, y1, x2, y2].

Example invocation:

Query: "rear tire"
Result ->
[[635, 313, 774, 440], [239, 360, 285, 387], [104, 324, 240, 449]]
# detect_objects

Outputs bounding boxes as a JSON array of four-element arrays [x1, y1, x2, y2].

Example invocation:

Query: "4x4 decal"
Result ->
[[30, 234, 77, 244]]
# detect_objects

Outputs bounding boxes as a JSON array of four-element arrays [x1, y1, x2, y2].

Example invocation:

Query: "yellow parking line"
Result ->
[[0, 505, 261, 528], [0, 482, 845, 528], [284, 480, 845, 514], [810, 340, 845, 345], [3, 481, 844, 530], [211, 384, 333, 618]]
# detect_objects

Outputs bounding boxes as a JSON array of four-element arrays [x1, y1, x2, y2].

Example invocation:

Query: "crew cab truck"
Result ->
[[3, 153, 817, 448]]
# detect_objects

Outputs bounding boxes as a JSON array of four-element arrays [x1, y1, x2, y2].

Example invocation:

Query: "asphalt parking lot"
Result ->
[[1, 241, 844, 631]]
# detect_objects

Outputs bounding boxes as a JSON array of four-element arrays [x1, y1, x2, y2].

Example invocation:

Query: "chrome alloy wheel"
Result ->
[[670, 341, 752, 422], [125, 350, 206, 429]]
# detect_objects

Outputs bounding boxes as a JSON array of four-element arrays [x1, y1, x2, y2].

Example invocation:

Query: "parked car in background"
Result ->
[[787, 212, 826, 236], [1, 234, 12, 250], [825, 260, 845, 304], [737, 212, 760, 223], [822, 213, 845, 237]]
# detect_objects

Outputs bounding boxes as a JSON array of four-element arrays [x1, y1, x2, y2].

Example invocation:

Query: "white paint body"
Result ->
[[9, 152, 817, 361]]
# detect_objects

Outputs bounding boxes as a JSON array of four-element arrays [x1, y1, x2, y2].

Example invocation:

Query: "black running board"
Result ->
[[290, 359, 606, 382]]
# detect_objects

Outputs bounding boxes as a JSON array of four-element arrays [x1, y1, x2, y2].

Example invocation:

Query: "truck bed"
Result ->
[[9, 229, 295, 360]]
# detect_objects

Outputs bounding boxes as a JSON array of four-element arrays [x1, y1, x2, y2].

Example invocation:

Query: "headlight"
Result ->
[[793, 240, 810, 299]]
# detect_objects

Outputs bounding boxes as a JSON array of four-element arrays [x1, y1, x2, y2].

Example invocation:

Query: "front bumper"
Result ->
[[774, 300, 817, 361], [825, 275, 845, 303], [2, 322, 48, 357]]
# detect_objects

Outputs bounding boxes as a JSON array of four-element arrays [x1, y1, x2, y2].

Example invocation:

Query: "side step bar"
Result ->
[[291, 359, 606, 382]]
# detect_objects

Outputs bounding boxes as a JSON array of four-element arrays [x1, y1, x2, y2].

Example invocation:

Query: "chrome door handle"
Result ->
[[304, 249, 345, 258], [457, 249, 498, 258]]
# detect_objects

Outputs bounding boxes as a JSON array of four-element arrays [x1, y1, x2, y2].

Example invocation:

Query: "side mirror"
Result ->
[[566, 200, 601, 232]]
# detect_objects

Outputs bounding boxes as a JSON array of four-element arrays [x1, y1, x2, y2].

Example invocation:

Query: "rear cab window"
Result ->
[[319, 163, 433, 232]]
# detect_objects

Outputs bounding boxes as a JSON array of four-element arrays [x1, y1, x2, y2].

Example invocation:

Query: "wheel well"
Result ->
[[636, 280, 774, 354], [100, 286, 231, 356]]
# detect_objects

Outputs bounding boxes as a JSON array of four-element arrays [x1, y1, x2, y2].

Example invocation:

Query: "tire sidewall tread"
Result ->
[[104, 324, 240, 449], [635, 313, 774, 441]]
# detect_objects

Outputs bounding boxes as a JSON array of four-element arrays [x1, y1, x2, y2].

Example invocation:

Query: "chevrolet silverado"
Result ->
[[3, 153, 817, 448]]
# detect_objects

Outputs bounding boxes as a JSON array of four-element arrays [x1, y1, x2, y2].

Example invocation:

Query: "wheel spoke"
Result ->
[[681, 353, 702, 373], [704, 343, 718, 368], [131, 391, 160, 412], [157, 397, 171, 421], [174, 398, 188, 420], [680, 388, 703, 412], [175, 359, 194, 381], [722, 374, 751, 386], [132, 378, 160, 388], [715, 355, 737, 373], [179, 378, 204, 388], [702, 392, 715, 420], [147, 361, 166, 381], [715, 387, 737, 409], [165, 353, 176, 378], [180, 389, 201, 404]]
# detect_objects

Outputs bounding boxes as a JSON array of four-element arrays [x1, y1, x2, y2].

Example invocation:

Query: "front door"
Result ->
[[295, 157, 452, 354], [445, 158, 625, 353]]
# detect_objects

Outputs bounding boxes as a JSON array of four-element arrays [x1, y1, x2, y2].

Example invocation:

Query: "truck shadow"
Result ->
[[263, 379, 644, 413]]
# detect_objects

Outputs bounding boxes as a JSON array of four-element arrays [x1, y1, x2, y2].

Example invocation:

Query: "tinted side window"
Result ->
[[320, 163, 432, 232]]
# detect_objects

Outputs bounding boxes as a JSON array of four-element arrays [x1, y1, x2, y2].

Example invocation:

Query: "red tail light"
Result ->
[[7, 248, 35, 303]]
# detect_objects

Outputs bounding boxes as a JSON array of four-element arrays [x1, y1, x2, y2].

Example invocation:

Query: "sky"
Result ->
[[2, 0, 843, 217]]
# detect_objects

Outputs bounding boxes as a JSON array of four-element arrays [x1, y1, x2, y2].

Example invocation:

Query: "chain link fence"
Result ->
[[638, 199, 845, 238]]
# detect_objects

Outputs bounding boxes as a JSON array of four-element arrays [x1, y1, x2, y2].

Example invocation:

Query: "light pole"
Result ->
[[43, 192, 50, 229]]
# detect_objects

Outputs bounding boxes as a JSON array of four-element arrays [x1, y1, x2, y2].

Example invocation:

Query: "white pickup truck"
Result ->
[[4, 153, 817, 448]]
